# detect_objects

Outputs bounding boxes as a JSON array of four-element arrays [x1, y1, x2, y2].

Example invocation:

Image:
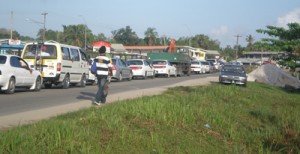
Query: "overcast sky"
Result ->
[[1, 0, 300, 47]]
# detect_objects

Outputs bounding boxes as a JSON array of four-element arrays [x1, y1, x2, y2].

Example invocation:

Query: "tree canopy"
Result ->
[[256, 22, 300, 53]]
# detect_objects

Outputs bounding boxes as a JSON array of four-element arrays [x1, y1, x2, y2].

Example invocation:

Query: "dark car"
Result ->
[[219, 64, 247, 86]]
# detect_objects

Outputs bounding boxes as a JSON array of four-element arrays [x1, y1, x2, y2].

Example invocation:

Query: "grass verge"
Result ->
[[0, 82, 299, 153]]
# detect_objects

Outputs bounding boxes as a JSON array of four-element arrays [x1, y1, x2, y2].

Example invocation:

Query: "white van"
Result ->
[[21, 40, 90, 89]]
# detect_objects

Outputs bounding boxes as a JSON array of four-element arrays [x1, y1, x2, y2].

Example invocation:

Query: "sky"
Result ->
[[1, 0, 300, 48]]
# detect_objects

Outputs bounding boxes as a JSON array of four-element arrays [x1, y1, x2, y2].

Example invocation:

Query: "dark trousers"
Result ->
[[95, 77, 108, 103]]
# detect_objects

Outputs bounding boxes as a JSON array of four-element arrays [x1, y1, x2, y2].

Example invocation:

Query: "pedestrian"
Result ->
[[92, 46, 112, 105]]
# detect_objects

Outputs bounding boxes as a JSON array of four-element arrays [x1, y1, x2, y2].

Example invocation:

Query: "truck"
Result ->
[[147, 52, 191, 76]]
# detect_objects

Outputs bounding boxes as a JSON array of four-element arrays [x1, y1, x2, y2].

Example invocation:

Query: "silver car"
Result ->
[[111, 58, 132, 81]]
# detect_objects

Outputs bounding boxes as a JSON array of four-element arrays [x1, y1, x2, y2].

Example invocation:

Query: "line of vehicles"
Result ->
[[0, 40, 222, 94]]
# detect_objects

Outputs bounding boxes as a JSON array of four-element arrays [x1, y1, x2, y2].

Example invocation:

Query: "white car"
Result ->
[[191, 60, 205, 74], [201, 61, 213, 73], [0, 54, 42, 94], [127, 59, 155, 79], [152, 59, 177, 77]]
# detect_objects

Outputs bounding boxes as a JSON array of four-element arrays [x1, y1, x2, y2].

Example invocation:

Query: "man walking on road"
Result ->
[[92, 46, 112, 105]]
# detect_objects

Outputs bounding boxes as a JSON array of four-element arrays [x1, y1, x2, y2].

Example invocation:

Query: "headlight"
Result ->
[[220, 75, 228, 78], [239, 76, 246, 80]]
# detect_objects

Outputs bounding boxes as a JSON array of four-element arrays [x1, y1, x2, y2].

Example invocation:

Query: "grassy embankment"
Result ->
[[0, 82, 299, 153]]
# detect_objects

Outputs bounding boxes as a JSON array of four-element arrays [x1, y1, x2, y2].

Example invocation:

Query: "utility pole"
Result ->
[[10, 11, 13, 39], [234, 34, 242, 62], [41, 12, 48, 42]]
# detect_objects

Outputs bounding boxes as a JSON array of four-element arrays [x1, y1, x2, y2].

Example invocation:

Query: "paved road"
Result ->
[[0, 73, 218, 129]]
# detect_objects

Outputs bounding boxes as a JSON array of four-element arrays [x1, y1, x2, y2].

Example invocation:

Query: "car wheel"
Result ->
[[143, 72, 147, 79], [79, 74, 86, 88], [62, 74, 70, 89], [167, 71, 170, 78], [34, 76, 42, 91], [128, 72, 133, 81], [118, 73, 123, 82], [174, 71, 177, 78], [151, 71, 155, 79], [5, 77, 16, 94]]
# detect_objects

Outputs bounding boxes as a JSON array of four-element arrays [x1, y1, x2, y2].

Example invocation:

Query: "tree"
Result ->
[[245, 34, 255, 51], [111, 26, 139, 45], [144, 27, 158, 46], [256, 23, 300, 52]]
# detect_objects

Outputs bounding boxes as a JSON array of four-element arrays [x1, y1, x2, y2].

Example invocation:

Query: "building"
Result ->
[[0, 39, 25, 56]]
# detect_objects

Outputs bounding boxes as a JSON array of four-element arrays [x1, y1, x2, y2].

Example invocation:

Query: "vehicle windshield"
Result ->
[[23, 44, 57, 59], [127, 60, 143, 65], [0, 55, 7, 64], [191, 61, 200, 65], [222, 65, 245, 74]]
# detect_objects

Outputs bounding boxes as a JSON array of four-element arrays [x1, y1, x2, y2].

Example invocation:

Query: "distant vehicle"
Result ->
[[111, 58, 132, 81], [21, 40, 90, 89], [152, 59, 177, 77], [207, 61, 216, 72], [191, 60, 205, 74], [206, 59, 219, 70], [0, 54, 42, 94], [127, 59, 155, 79], [201, 61, 213, 73], [219, 64, 247, 86]]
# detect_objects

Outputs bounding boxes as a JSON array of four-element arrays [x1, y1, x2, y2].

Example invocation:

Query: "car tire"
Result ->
[[128, 72, 133, 81], [143, 72, 147, 79], [34, 76, 42, 91], [79, 74, 86, 88], [62, 74, 70, 89], [5, 77, 16, 94], [118, 73, 123, 82]]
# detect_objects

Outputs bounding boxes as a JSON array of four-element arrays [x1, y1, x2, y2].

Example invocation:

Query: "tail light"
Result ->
[[57, 62, 61, 71], [130, 67, 142, 70], [154, 66, 166, 68], [112, 65, 116, 70]]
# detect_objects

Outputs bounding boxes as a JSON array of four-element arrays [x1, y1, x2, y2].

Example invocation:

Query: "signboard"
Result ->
[[9, 39, 21, 45]]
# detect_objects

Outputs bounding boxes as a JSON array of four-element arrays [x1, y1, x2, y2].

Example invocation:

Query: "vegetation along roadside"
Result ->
[[0, 82, 299, 153]]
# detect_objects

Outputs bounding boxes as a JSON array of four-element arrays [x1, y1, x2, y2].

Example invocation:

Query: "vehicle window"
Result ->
[[0, 55, 7, 64], [144, 61, 150, 66], [127, 60, 143, 65], [112, 59, 116, 65], [19, 58, 29, 69], [10, 56, 21, 68], [153, 61, 166, 65], [80, 51, 88, 61], [191, 61, 199, 64], [120, 59, 127, 67], [62, 47, 71, 60], [222, 66, 245, 73], [70, 48, 80, 61], [23, 44, 57, 59]]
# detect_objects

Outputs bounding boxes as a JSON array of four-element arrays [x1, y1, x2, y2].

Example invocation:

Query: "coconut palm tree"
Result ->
[[144, 27, 158, 46]]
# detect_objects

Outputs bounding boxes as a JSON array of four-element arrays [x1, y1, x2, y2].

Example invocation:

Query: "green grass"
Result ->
[[0, 82, 300, 153]]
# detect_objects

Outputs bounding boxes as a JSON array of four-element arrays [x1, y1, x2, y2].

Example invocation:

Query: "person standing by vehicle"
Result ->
[[93, 46, 112, 105]]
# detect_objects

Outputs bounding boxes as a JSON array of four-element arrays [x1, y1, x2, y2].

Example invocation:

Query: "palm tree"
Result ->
[[245, 35, 255, 51], [144, 27, 158, 46]]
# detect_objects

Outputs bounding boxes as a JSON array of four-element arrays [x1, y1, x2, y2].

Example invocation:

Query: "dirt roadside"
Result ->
[[0, 76, 218, 129]]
